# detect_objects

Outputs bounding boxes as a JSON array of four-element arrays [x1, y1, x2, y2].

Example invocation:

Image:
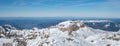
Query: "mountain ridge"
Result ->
[[0, 20, 120, 46]]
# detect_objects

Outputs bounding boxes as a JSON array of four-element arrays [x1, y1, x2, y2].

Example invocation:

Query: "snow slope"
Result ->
[[0, 20, 120, 46]]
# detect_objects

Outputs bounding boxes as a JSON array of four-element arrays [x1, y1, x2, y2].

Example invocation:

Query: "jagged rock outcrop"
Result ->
[[58, 20, 85, 35]]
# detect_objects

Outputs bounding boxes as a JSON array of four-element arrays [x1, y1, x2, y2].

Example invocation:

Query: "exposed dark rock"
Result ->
[[106, 34, 120, 41], [106, 44, 111, 46], [17, 41, 27, 46], [68, 24, 79, 35], [66, 38, 74, 42], [2, 42, 12, 46], [91, 40, 94, 43]]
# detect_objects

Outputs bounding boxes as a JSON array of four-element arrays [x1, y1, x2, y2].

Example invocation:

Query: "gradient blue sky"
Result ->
[[0, 0, 120, 18]]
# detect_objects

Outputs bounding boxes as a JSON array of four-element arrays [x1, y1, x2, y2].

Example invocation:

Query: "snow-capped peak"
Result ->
[[57, 20, 85, 28], [0, 20, 120, 46]]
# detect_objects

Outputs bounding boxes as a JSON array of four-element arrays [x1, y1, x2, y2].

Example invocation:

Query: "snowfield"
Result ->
[[0, 20, 120, 46]]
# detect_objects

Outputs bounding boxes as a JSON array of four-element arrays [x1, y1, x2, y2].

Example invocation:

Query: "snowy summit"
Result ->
[[0, 20, 120, 46]]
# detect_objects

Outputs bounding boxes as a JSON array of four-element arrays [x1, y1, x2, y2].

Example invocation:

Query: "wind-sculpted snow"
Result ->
[[0, 20, 120, 46]]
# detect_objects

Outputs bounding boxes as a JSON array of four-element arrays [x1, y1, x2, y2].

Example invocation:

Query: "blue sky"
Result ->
[[0, 0, 120, 18]]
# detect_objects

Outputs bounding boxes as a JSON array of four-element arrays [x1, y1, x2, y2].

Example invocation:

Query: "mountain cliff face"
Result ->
[[0, 20, 120, 46]]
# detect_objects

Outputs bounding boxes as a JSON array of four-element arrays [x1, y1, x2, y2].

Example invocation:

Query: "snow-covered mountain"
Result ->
[[0, 20, 120, 46]]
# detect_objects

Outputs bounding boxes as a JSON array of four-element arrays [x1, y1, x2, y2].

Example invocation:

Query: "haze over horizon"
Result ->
[[0, 0, 120, 18]]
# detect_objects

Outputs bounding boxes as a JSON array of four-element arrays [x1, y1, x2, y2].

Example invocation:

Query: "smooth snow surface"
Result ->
[[0, 20, 120, 46]]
